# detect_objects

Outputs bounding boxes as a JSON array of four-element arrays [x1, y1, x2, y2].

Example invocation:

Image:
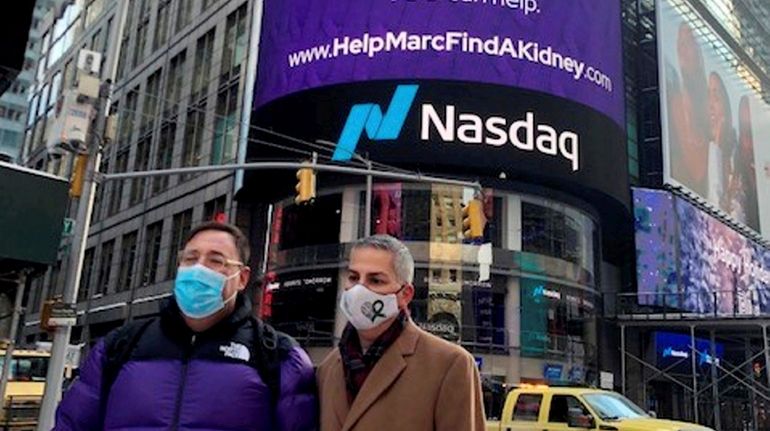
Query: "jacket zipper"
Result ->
[[171, 334, 196, 431]]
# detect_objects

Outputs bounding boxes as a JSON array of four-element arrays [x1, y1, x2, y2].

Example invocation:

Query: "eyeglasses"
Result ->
[[178, 250, 244, 272]]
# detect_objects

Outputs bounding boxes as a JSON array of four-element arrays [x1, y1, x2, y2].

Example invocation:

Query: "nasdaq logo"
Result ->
[[332, 85, 419, 161]]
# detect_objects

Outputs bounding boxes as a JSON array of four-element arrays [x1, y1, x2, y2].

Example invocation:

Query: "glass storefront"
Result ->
[[261, 182, 600, 383]]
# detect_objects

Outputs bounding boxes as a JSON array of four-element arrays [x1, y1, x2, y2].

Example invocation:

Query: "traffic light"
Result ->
[[69, 154, 89, 198], [295, 165, 316, 205], [462, 198, 486, 241]]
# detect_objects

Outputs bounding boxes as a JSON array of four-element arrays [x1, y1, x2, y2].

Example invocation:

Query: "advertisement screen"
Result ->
[[634, 188, 770, 316], [255, 0, 624, 126], [654, 331, 723, 375], [658, 0, 770, 236]]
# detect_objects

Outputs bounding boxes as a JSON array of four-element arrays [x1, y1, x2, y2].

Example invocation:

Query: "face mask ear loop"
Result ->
[[221, 269, 242, 305]]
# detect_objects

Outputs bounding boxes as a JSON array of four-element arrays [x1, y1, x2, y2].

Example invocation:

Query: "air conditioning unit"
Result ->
[[47, 90, 94, 155], [77, 49, 102, 75]]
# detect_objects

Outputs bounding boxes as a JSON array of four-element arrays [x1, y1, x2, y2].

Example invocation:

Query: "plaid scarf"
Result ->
[[338, 311, 407, 403]]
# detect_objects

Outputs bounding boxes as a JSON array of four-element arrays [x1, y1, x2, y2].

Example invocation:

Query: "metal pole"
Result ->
[[764, 324, 770, 391], [0, 271, 28, 409], [102, 161, 482, 189], [38, 0, 128, 424], [691, 325, 699, 424], [710, 330, 720, 430], [621, 324, 626, 396], [364, 160, 372, 237]]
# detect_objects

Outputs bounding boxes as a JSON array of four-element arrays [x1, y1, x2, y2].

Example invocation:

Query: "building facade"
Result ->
[[21, 0, 253, 344]]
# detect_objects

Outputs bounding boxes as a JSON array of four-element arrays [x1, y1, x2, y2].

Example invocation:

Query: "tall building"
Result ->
[[21, 0, 253, 344], [622, 0, 770, 428], [0, 0, 50, 161]]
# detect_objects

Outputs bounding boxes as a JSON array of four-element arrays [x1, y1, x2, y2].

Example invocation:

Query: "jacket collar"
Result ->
[[333, 320, 423, 431], [161, 294, 253, 338]]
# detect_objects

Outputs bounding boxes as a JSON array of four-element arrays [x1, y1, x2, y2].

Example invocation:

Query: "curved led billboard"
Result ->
[[658, 0, 770, 237], [251, 81, 629, 207], [255, 0, 624, 126]]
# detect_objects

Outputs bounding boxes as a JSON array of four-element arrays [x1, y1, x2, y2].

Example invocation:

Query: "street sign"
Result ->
[[62, 218, 75, 237], [47, 302, 77, 328]]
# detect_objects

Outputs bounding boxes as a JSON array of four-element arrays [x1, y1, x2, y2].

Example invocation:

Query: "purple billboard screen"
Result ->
[[634, 187, 770, 316], [255, 0, 624, 126]]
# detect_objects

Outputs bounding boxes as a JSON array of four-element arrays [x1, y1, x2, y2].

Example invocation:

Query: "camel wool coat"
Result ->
[[316, 320, 486, 431]]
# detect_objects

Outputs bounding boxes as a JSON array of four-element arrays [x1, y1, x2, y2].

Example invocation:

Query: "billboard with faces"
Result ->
[[658, 0, 770, 238]]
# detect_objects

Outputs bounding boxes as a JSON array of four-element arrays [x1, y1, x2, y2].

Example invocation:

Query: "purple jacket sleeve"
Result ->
[[276, 346, 319, 431], [53, 340, 107, 431]]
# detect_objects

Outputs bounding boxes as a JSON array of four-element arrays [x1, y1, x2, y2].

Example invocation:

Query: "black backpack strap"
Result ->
[[100, 318, 155, 416], [250, 318, 298, 406]]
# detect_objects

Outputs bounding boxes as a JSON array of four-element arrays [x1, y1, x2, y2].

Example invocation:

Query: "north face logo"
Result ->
[[332, 85, 419, 161]]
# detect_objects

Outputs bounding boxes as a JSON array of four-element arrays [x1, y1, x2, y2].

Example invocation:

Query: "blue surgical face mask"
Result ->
[[174, 264, 240, 319]]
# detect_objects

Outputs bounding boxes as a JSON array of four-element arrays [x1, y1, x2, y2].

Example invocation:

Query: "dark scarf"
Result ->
[[338, 311, 407, 403]]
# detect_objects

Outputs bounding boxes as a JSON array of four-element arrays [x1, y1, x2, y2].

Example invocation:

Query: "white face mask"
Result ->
[[339, 283, 401, 330]]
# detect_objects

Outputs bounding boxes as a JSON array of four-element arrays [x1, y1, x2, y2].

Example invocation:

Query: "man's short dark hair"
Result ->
[[184, 221, 251, 263]]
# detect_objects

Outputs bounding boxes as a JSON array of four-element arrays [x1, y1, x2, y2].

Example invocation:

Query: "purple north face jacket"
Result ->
[[53, 296, 318, 431]]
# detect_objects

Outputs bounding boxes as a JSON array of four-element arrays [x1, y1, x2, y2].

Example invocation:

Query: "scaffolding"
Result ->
[[612, 293, 770, 430]]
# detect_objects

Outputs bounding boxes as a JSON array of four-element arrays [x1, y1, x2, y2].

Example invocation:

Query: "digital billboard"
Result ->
[[255, 0, 624, 126], [658, 0, 770, 236], [654, 331, 724, 375], [251, 81, 629, 207], [634, 188, 770, 316]]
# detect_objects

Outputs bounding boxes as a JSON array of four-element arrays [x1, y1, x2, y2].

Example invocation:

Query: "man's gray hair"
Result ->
[[351, 235, 415, 284]]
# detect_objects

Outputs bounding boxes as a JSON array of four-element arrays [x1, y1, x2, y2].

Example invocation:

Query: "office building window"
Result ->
[[211, 82, 238, 164], [191, 29, 215, 102], [175, 0, 192, 33], [221, 4, 247, 79], [164, 50, 186, 117], [153, 0, 171, 51], [141, 221, 163, 286], [117, 231, 139, 291], [130, 137, 151, 205], [96, 240, 115, 295], [167, 209, 193, 278], [152, 122, 175, 194], [141, 69, 162, 136]]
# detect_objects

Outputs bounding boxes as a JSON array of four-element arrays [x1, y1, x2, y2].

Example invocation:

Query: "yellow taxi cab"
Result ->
[[0, 349, 50, 430], [486, 384, 714, 431]]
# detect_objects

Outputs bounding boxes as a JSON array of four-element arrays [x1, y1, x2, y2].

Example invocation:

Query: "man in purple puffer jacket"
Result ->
[[53, 222, 319, 431]]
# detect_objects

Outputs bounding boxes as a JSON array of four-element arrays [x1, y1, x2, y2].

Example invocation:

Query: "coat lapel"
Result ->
[[330, 355, 351, 426], [342, 322, 421, 431]]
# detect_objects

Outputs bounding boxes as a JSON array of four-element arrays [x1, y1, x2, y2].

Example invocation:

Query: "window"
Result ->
[[130, 138, 151, 205], [191, 29, 215, 101], [92, 157, 109, 223], [78, 248, 95, 301], [204, 195, 227, 222], [182, 103, 206, 173], [152, 123, 175, 194], [164, 50, 186, 116], [117, 38, 129, 80], [119, 88, 139, 145], [211, 82, 238, 164], [167, 209, 193, 278], [512, 394, 542, 422], [175, 0, 192, 33], [141, 222, 163, 285], [221, 5, 248, 78], [108, 150, 129, 215], [96, 240, 115, 295], [153, 0, 170, 51], [521, 202, 583, 265], [141, 69, 162, 136], [202, 0, 219, 12], [548, 395, 590, 424], [117, 231, 138, 291], [132, 19, 149, 69]]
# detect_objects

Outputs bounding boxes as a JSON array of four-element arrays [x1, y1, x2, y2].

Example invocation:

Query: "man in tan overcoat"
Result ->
[[317, 235, 486, 431]]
